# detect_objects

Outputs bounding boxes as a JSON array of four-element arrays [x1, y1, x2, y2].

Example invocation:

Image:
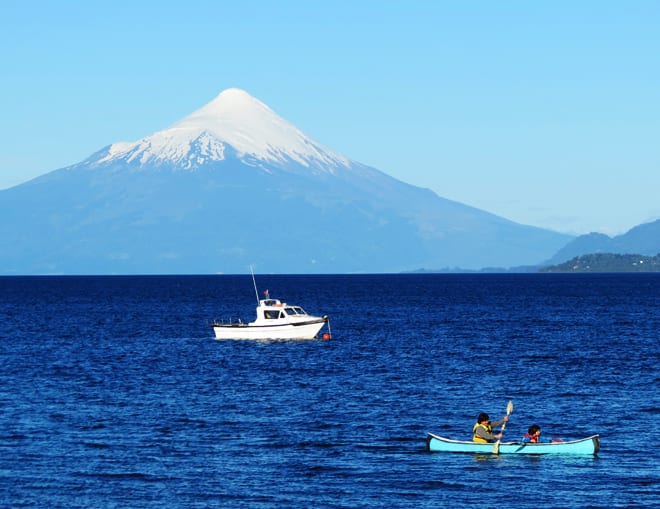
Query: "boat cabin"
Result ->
[[258, 299, 311, 321]]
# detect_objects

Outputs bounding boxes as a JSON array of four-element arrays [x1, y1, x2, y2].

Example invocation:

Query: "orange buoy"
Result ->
[[322, 333, 331, 340]]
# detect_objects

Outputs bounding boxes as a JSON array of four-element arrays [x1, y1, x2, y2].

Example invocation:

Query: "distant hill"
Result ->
[[0, 88, 571, 275], [546, 219, 660, 265], [540, 253, 660, 272]]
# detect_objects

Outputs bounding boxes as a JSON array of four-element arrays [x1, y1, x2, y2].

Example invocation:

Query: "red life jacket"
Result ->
[[523, 433, 539, 443]]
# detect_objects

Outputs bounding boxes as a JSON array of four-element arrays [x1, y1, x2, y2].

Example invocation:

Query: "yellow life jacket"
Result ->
[[472, 422, 492, 443]]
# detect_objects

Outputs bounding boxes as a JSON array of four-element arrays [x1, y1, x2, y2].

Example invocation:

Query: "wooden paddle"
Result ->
[[493, 400, 514, 454]]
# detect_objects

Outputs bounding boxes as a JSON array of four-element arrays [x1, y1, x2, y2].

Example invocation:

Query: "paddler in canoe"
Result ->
[[472, 412, 509, 443]]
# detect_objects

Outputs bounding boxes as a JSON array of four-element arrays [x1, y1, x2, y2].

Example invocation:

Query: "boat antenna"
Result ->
[[250, 265, 260, 304]]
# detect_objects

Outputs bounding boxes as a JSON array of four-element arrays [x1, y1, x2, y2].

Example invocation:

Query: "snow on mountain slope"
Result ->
[[94, 88, 350, 171]]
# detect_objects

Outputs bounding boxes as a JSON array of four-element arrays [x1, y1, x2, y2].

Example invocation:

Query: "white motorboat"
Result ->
[[212, 297, 330, 340]]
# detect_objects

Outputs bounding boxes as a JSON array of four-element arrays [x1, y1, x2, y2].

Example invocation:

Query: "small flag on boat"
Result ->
[[263, 289, 269, 297]]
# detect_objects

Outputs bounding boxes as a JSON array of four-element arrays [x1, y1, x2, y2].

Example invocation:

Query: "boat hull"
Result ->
[[426, 433, 600, 455], [213, 318, 327, 340]]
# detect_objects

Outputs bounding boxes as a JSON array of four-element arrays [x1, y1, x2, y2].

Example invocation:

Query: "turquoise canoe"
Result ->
[[426, 433, 600, 455]]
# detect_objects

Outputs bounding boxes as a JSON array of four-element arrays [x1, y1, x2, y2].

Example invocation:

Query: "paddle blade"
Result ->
[[506, 400, 514, 415], [493, 440, 500, 454]]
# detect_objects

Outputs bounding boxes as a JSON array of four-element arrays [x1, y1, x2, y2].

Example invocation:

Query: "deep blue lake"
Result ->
[[1, 274, 658, 508]]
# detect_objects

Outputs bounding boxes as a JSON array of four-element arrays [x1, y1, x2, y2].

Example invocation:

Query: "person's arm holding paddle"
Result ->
[[490, 416, 509, 429]]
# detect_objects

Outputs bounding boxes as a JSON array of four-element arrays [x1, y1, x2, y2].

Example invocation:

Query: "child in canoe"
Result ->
[[522, 424, 563, 443]]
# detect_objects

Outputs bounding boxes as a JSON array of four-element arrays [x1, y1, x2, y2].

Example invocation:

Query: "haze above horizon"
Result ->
[[2, 1, 658, 235]]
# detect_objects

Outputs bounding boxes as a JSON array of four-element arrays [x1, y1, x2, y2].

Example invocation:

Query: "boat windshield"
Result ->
[[284, 307, 307, 315]]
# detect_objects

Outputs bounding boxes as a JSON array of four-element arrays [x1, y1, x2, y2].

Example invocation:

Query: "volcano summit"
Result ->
[[94, 88, 350, 171]]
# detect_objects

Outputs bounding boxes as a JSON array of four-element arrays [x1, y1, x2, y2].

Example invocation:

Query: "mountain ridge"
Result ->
[[545, 219, 660, 265]]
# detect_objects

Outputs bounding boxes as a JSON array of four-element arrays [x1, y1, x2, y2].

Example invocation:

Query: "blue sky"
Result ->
[[1, 0, 658, 235]]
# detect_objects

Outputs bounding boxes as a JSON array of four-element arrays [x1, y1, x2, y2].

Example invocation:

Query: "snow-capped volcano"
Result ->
[[0, 87, 574, 274], [94, 88, 350, 171]]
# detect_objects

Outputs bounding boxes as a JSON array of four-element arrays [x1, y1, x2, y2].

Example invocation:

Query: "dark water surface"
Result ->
[[1, 274, 658, 508]]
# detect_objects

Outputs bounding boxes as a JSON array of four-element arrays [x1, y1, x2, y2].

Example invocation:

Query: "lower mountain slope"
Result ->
[[0, 156, 571, 274]]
